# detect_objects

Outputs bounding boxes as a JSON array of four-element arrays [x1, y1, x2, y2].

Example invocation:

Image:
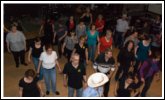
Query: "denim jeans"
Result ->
[[57, 39, 64, 58], [88, 45, 96, 62], [103, 80, 110, 97], [32, 57, 43, 80], [43, 67, 56, 93], [68, 87, 83, 97]]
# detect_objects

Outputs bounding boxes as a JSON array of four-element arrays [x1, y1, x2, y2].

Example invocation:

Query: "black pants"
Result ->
[[64, 48, 72, 62], [114, 31, 124, 48], [141, 76, 154, 97], [57, 39, 64, 58], [44, 35, 53, 45], [11, 50, 26, 66], [115, 65, 129, 81], [104, 80, 110, 97], [134, 59, 144, 76]]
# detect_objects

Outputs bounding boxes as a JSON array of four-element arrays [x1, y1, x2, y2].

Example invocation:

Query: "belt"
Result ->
[[44, 67, 55, 70]]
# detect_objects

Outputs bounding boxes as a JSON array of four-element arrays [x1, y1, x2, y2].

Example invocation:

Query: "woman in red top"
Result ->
[[98, 29, 113, 54], [66, 16, 76, 32], [95, 14, 105, 37]]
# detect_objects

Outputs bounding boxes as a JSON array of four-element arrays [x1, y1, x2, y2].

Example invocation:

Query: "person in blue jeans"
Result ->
[[86, 24, 99, 62], [37, 44, 62, 96], [63, 53, 87, 97], [28, 37, 44, 80]]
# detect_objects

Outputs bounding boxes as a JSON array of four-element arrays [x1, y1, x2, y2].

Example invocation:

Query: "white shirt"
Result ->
[[39, 51, 58, 69], [116, 19, 129, 32]]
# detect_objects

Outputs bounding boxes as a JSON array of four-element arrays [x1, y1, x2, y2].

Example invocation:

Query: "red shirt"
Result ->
[[95, 19, 105, 33], [69, 21, 75, 30], [99, 36, 113, 53]]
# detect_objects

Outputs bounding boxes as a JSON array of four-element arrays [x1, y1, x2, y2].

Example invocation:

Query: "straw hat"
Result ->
[[87, 73, 109, 88]]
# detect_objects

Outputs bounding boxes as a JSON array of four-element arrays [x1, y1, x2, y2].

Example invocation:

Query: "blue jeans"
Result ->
[[88, 45, 96, 62], [43, 67, 56, 93], [68, 87, 83, 97], [32, 57, 43, 80]]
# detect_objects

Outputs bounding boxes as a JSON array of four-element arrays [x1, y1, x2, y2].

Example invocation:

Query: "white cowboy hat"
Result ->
[[87, 73, 109, 88]]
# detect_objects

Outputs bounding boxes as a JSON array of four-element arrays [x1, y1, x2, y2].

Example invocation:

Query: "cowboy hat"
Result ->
[[87, 73, 109, 88]]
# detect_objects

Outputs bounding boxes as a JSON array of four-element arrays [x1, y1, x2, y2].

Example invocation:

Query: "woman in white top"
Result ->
[[37, 44, 62, 96]]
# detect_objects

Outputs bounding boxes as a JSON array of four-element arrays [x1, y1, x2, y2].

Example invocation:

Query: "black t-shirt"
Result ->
[[63, 62, 86, 89], [19, 77, 40, 97], [117, 77, 141, 97], [74, 43, 88, 62], [117, 48, 135, 67], [95, 53, 115, 74], [31, 43, 44, 58]]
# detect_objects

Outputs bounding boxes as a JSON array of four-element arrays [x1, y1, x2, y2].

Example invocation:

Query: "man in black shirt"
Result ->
[[93, 48, 116, 97], [63, 53, 87, 97]]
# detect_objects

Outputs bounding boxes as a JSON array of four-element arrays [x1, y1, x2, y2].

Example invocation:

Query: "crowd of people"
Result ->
[[5, 6, 162, 97]]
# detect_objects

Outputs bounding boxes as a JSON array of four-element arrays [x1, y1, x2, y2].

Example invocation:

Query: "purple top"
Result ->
[[140, 59, 160, 79]]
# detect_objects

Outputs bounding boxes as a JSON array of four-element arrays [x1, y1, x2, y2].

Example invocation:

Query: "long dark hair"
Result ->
[[124, 40, 134, 52]]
